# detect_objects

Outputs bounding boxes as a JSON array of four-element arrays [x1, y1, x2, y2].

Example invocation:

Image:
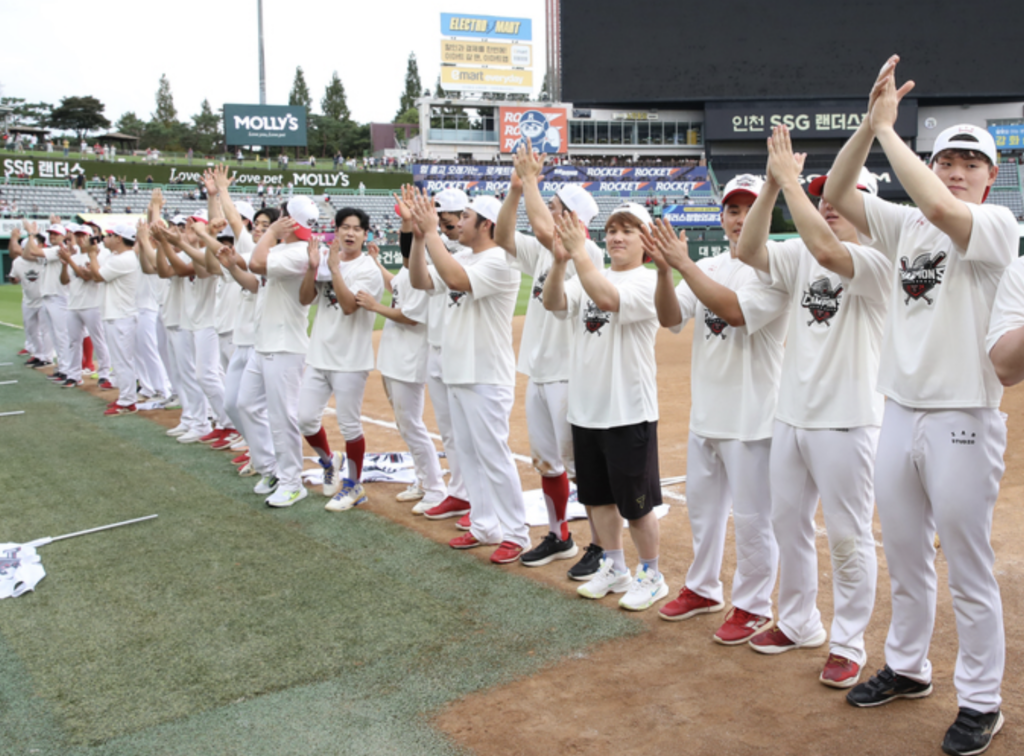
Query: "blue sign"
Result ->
[[440, 13, 532, 41], [412, 164, 709, 183], [662, 205, 723, 227], [989, 124, 1024, 151]]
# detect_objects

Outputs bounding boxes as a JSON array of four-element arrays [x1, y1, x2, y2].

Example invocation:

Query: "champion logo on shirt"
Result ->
[[448, 290, 468, 307], [801, 277, 843, 327], [704, 309, 728, 339], [900, 251, 946, 306], [583, 299, 611, 335], [24, 270, 40, 282], [532, 271, 548, 300], [324, 282, 340, 309]]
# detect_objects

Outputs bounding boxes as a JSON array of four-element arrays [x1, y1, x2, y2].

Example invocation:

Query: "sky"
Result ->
[[0, 0, 547, 128]]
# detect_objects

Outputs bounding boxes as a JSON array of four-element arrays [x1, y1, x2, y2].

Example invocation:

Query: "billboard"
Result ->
[[440, 12, 533, 95], [705, 100, 918, 141], [223, 104, 307, 147], [441, 67, 533, 95], [499, 107, 568, 154], [990, 124, 1024, 151], [662, 205, 723, 227], [440, 13, 532, 41], [441, 40, 531, 67]]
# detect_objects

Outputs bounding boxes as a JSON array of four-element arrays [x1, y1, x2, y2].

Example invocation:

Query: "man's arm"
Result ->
[[640, 226, 683, 328], [249, 216, 294, 275], [515, 139, 555, 249], [208, 165, 246, 239], [409, 187, 471, 292], [556, 211, 618, 311], [298, 238, 321, 306], [166, 225, 210, 278], [354, 290, 417, 325], [541, 235, 571, 313], [194, 218, 226, 276], [735, 157, 782, 275], [136, 222, 159, 275], [769, 125, 854, 278], [215, 245, 259, 293], [366, 240, 393, 290], [495, 174, 522, 255], [990, 329, 1024, 387]]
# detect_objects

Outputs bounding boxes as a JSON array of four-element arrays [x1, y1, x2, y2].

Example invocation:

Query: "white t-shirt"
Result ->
[[98, 251, 140, 321], [185, 273, 218, 332], [135, 270, 160, 312], [512, 232, 605, 383], [160, 252, 192, 329], [68, 251, 105, 311], [306, 254, 384, 372], [763, 238, 891, 428], [11, 256, 45, 308], [378, 266, 432, 383], [39, 246, 68, 298], [559, 266, 660, 429], [673, 253, 787, 440], [986, 256, 1024, 357], [427, 246, 521, 386], [254, 241, 310, 355], [232, 232, 258, 347], [864, 195, 1017, 409], [427, 236, 467, 348]]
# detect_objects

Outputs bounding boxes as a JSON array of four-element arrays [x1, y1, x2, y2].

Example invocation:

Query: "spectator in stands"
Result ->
[[236, 149, 243, 166], [145, 175, 154, 184], [187, 147, 194, 165], [257, 180, 266, 197], [133, 179, 139, 194]]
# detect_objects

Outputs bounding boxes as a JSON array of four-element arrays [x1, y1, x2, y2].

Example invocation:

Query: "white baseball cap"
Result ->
[[808, 166, 878, 198], [434, 188, 469, 214], [466, 196, 502, 225], [46, 223, 67, 236], [930, 124, 998, 166], [556, 185, 599, 226], [215, 224, 236, 241], [721, 174, 765, 206], [608, 202, 653, 228], [235, 200, 256, 223], [286, 196, 319, 241], [171, 214, 188, 226], [113, 223, 137, 242], [189, 209, 209, 224], [71, 224, 90, 235]]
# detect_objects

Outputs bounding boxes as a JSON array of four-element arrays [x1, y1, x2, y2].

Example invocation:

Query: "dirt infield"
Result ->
[[130, 317, 1024, 756]]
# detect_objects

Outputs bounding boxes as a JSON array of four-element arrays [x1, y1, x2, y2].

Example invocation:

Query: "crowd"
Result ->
[[5, 59, 1024, 756]]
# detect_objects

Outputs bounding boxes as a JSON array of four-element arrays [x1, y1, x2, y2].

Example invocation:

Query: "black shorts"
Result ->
[[571, 421, 661, 521]]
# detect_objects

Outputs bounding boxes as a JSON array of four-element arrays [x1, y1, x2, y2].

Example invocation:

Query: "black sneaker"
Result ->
[[846, 665, 933, 708], [521, 533, 579, 567], [567, 542, 604, 581], [50, 372, 67, 382], [942, 708, 1003, 756], [24, 357, 42, 367], [61, 378, 82, 388]]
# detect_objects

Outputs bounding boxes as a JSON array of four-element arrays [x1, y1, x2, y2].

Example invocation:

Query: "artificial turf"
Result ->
[[0, 324, 640, 754]]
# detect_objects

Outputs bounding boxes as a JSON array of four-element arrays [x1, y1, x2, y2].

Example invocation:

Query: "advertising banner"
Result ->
[[223, 104, 307, 147], [414, 178, 711, 194], [412, 164, 708, 182], [990, 124, 1024, 151], [498, 107, 568, 153], [440, 13, 532, 41], [711, 165, 905, 199], [662, 204, 723, 227], [441, 67, 533, 94], [441, 40, 531, 67], [705, 100, 917, 141]]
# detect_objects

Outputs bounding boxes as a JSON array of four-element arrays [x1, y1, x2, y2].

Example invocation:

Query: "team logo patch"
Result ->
[[324, 282, 340, 309], [704, 309, 728, 339], [532, 271, 548, 300], [801, 277, 843, 326], [24, 270, 40, 282], [0, 548, 22, 577], [583, 299, 610, 335], [448, 290, 467, 307], [391, 282, 400, 310], [900, 251, 946, 305]]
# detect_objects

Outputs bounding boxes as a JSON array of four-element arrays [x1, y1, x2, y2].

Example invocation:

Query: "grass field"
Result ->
[[0, 322, 641, 753]]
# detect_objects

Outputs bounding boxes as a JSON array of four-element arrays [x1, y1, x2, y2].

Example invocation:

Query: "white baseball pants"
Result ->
[[67, 307, 110, 382], [41, 295, 71, 374], [384, 376, 446, 501], [298, 367, 368, 441], [218, 331, 234, 373], [167, 327, 211, 435], [238, 351, 305, 490], [192, 326, 230, 429], [135, 309, 172, 398], [103, 315, 137, 406], [156, 316, 176, 397], [875, 401, 1007, 712], [223, 345, 251, 444], [231, 347, 275, 476], [525, 379, 575, 478], [449, 383, 528, 549], [770, 422, 879, 666], [426, 345, 469, 501], [684, 433, 777, 618], [23, 304, 52, 360]]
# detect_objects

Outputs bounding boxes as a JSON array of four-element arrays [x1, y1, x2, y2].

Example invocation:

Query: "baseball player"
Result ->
[[494, 140, 607, 575], [419, 188, 475, 524], [644, 174, 787, 640], [544, 204, 666, 611], [85, 223, 141, 415], [238, 197, 320, 508], [58, 225, 112, 389], [298, 208, 384, 511], [364, 197, 446, 513], [737, 126, 891, 691], [8, 227, 54, 367], [22, 221, 72, 382], [408, 188, 529, 564], [825, 57, 1016, 756]]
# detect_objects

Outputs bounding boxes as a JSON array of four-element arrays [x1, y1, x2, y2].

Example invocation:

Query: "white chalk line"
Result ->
[[0, 320, 24, 330]]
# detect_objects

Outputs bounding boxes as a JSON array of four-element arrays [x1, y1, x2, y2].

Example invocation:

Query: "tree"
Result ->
[[395, 52, 423, 121], [1, 97, 53, 127], [188, 99, 222, 154], [153, 74, 177, 125], [48, 96, 111, 142], [288, 66, 313, 120], [321, 72, 351, 122], [115, 112, 146, 137]]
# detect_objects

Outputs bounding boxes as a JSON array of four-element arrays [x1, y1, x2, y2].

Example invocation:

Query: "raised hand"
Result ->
[[307, 237, 321, 270], [553, 209, 585, 259], [208, 218, 228, 236], [354, 290, 379, 312], [648, 218, 690, 271], [514, 137, 545, 183], [868, 55, 916, 133], [392, 191, 412, 222], [766, 125, 807, 189], [367, 241, 380, 260]]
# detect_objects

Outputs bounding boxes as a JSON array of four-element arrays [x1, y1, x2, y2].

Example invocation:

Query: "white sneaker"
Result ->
[[266, 486, 308, 508], [254, 475, 279, 495], [320, 452, 343, 498], [577, 558, 632, 600], [230, 438, 249, 451], [411, 496, 443, 515], [396, 485, 425, 502], [237, 462, 257, 477], [325, 479, 367, 512], [619, 565, 670, 611], [166, 423, 187, 437], [177, 429, 205, 444]]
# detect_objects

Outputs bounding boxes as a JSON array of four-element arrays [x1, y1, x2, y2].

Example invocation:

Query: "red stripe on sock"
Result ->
[[346, 436, 365, 480], [542, 472, 570, 540], [304, 427, 331, 461]]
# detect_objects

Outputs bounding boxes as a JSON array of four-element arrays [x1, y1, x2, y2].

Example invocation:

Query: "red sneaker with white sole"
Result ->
[[199, 429, 222, 444], [456, 513, 471, 531], [424, 496, 470, 520], [449, 532, 488, 549], [231, 453, 250, 466], [490, 541, 523, 564]]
